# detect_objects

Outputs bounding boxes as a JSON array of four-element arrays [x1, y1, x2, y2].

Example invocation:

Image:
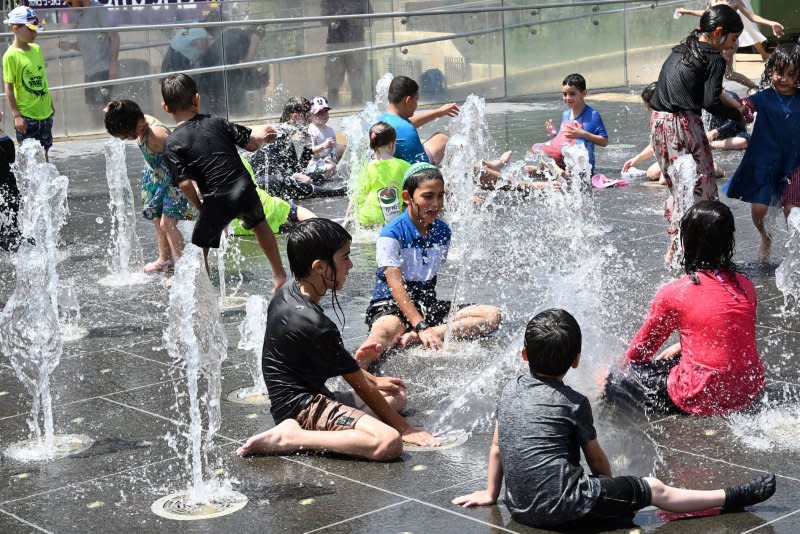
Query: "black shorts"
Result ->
[[604, 358, 682, 415], [84, 71, 112, 106], [583, 476, 652, 521], [365, 297, 452, 330], [192, 178, 265, 248]]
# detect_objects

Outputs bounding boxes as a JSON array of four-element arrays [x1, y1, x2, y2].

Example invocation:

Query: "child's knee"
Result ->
[[643, 477, 666, 499], [372, 427, 402, 461]]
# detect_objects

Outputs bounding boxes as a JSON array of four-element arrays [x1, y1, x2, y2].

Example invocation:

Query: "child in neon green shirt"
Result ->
[[352, 122, 410, 227], [3, 6, 54, 160]]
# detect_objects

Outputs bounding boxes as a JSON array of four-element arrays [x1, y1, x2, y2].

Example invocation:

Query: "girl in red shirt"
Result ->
[[609, 200, 765, 416]]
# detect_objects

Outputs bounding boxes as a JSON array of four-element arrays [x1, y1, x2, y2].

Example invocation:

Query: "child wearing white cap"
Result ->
[[307, 96, 343, 179], [3, 6, 54, 161]]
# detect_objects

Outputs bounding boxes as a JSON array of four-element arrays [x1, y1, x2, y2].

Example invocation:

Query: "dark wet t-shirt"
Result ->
[[163, 114, 252, 196], [497, 374, 601, 527], [263, 281, 360, 423]]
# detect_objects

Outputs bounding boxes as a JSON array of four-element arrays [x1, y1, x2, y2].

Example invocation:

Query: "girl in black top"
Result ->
[[649, 4, 744, 265]]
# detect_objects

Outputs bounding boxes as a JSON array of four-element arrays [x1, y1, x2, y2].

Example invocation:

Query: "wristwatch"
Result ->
[[414, 320, 429, 333]]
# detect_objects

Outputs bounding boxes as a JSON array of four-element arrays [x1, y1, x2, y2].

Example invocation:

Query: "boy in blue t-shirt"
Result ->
[[356, 163, 501, 368], [452, 308, 776, 529], [532, 73, 608, 174], [379, 76, 458, 165]]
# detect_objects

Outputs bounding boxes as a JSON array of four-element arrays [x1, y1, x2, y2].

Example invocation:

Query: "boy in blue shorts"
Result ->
[[3, 6, 54, 161], [532, 73, 608, 175], [161, 73, 287, 290], [453, 308, 776, 529], [356, 163, 501, 367]]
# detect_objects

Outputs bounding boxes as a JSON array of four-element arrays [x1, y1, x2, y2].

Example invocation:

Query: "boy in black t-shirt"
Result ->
[[236, 218, 439, 460], [161, 73, 286, 290], [453, 309, 776, 528]]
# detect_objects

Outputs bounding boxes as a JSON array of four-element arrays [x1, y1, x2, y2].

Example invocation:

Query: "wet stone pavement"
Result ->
[[0, 93, 799, 533]]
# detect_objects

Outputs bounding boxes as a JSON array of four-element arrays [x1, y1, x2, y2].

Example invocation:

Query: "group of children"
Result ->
[[0, 3, 788, 528]]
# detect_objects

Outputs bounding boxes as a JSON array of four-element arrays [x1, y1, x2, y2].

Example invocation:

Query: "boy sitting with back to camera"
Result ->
[[453, 308, 776, 529]]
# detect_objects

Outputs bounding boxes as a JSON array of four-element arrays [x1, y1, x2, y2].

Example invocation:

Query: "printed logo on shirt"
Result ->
[[378, 186, 400, 223], [21, 64, 47, 97]]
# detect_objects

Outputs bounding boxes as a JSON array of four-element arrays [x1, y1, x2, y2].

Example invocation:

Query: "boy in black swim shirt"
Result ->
[[161, 73, 286, 290]]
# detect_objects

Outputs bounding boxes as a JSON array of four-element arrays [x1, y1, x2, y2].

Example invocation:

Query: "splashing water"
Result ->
[[341, 73, 393, 227], [59, 277, 88, 342], [100, 139, 147, 286], [164, 244, 232, 503], [216, 231, 247, 310], [728, 402, 800, 452], [264, 83, 290, 117], [236, 295, 269, 396], [0, 140, 92, 460], [668, 155, 697, 269], [776, 208, 800, 316], [430, 141, 631, 437]]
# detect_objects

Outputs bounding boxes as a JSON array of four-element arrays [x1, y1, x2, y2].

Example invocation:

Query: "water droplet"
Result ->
[[299, 498, 315, 505], [412, 465, 427, 471], [95, 217, 104, 224], [100, 368, 111, 374], [0, 391, 8, 396], [246, 413, 259, 419], [15, 472, 30, 479], [86, 501, 105, 509], [704, 429, 717, 436], [71, 417, 84, 424]]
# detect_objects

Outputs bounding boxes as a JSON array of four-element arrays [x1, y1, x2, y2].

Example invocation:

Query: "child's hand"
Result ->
[[324, 138, 335, 149], [373, 375, 407, 395], [545, 118, 556, 136], [437, 102, 460, 118], [622, 158, 636, 172], [563, 122, 585, 140], [771, 22, 785, 38], [418, 328, 443, 350], [14, 116, 26, 135], [655, 341, 681, 361], [263, 125, 278, 144], [272, 270, 287, 293], [452, 490, 497, 507], [402, 427, 440, 447]]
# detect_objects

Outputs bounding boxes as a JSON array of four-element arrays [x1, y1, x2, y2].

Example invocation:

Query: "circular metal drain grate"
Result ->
[[151, 490, 248, 521], [5, 434, 94, 462]]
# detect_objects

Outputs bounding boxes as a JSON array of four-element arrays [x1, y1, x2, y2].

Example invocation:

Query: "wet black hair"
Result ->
[[104, 100, 144, 138], [280, 96, 311, 123], [160, 73, 198, 113], [680, 200, 736, 274], [760, 42, 800, 90], [523, 309, 582, 377], [562, 73, 586, 92], [368, 121, 396, 150], [287, 218, 351, 327], [403, 167, 444, 198], [641, 82, 658, 105], [287, 218, 351, 279], [387, 76, 419, 104], [682, 4, 743, 62]]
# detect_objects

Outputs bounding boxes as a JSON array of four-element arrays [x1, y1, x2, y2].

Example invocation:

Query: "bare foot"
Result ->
[[236, 419, 301, 457], [399, 331, 420, 347], [758, 234, 772, 262]]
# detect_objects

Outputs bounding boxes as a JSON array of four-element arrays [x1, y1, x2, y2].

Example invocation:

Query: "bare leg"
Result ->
[[251, 220, 287, 290], [152, 219, 171, 263], [160, 215, 184, 261], [357, 315, 405, 368], [751, 203, 772, 261], [723, 48, 759, 91], [483, 150, 512, 171], [447, 304, 502, 339], [423, 133, 449, 166], [646, 162, 662, 182], [710, 137, 748, 151], [236, 415, 402, 461], [646, 478, 725, 512], [203, 247, 211, 274]]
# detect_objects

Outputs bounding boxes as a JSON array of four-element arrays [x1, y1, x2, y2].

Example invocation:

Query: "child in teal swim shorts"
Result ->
[[104, 99, 194, 273]]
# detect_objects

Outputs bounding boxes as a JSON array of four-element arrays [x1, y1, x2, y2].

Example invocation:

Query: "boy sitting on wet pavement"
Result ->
[[453, 308, 776, 529]]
